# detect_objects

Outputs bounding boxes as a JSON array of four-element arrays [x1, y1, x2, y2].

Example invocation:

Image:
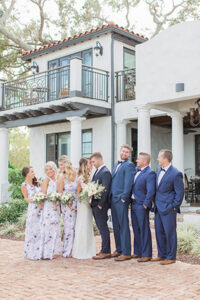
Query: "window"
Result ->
[[46, 129, 92, 162], [82, 129, 93, 157], [123, 47, 136, 69]]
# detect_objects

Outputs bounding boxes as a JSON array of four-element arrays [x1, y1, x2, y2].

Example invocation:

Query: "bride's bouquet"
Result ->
[[48, 192, 62, 210], [61, 192, 75, 206], [79, 181, 105, 204], [32, 192, 47, 210]]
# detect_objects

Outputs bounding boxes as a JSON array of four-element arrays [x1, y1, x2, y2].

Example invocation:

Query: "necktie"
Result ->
[[93, 168, 98, 179], [136, 168, 141, 173], [118, 160, 123, 164], [161, 168, 166, 172]]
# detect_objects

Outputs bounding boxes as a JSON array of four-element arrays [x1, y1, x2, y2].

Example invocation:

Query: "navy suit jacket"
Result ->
[[132, 166, 156, 209], [155, 165, 184, 215], [91, 166, 112, 208], [110, 159, 135, 203]]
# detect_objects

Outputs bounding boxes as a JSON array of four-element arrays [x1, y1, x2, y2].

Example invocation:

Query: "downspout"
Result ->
[[111, 33, 115, 168]]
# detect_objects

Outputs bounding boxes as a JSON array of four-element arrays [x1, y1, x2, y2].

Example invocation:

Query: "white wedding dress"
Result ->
[[72, 176, 96, 259]]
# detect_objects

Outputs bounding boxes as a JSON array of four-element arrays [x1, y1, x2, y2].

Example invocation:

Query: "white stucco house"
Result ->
[[0, 21, 200, 208]]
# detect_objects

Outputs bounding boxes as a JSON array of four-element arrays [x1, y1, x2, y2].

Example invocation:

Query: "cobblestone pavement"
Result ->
[[0, 234, 200, 300]]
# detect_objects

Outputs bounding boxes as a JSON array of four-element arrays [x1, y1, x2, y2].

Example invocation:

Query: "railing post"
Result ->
[[115, 72, 118, 102], [70, 57, 82, 97]]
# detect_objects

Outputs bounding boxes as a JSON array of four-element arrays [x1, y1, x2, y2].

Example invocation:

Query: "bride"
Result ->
[[72, 157, 96, 259]]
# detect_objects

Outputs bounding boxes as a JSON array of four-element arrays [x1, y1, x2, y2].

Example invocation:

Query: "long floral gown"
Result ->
[[39, 178, 61, 259], [24, 182, 42, 260], [72, 176, 96, 259], [61, 175, 78, 257]]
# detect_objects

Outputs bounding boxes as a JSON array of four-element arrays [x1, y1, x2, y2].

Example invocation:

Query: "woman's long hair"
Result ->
[[21, 166, 40, 187], [78, 158, 90, 184], [58, 155, 75, 183]]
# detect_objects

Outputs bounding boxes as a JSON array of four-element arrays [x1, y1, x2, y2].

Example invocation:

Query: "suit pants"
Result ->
[[155, 209, 177, 260], [131, 203, 152, 257], [111, 200, 131, 255], [92, 205, 111, 253]]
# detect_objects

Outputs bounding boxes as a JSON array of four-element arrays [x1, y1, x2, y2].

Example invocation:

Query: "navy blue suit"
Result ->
[[155, 165, 184, 260], [110, 159, 135, 256], [91, 166, 112, 254], [131, 166, 156, 258]]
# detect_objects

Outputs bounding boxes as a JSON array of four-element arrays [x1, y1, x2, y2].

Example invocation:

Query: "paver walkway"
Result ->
[[0, 234, 200, 300]]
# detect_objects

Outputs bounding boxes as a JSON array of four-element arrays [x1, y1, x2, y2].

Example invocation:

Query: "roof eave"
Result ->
[[22, 26, 146, 61]]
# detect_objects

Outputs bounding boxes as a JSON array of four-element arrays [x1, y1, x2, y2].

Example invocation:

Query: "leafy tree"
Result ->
[[9, 127, 30, 168]]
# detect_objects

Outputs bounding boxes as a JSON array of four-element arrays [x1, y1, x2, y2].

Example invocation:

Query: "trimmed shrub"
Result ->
[[0, 199, 28, 224], [177, 224, 199, 254], [8, 164, 24, 199]]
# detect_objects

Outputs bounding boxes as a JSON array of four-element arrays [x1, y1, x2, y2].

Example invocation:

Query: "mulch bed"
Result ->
[[0, 235, 24, 241], [177, 254, 200, 265]]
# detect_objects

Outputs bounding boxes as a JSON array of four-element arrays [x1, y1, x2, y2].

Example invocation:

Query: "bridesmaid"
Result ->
[[21, 166, 42, 260], [40, 161, 62, 260], [57, 155, 78, 258]]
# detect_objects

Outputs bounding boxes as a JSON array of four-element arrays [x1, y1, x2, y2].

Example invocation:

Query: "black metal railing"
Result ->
[[116, 68, 136, 102], [82, 65, 109, 101], [3, 65, 70, 109]]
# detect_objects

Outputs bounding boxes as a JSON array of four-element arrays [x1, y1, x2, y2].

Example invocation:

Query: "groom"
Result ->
[[90, 152, 112, 260]]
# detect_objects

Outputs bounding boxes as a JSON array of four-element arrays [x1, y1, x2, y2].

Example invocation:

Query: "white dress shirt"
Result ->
[[157, 163, 171, 185], [94, 164, 105, 177], [132, 166, 149, 199]]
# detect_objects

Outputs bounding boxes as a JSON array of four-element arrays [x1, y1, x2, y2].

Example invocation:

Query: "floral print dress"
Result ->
[[24, 182, 42, 260], [39, 178, 61, 259], [61, 175, 78, 257]]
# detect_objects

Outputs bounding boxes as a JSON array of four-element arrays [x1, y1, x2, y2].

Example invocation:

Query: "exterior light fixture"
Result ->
[[31, 61, 39, 74], [94, 41, 103, 56]]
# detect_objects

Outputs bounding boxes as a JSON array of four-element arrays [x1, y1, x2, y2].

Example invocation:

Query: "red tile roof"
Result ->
[[22, 22, 148, 57]]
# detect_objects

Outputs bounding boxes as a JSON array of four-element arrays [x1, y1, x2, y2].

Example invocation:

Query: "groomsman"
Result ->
[[110, 145, 135, 261], [90, 152, 112, 260], [131, 152, 156, 262], [152, 149, 184, 265]]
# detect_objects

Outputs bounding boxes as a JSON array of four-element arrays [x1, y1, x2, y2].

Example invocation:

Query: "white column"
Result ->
[[171, 112, 184, 174], [137, 105, 151, 154], [116, 120, 129, 159], [0, 128, 9, 202], [70, 57, 82, 96], [67, 116, 86, 167]]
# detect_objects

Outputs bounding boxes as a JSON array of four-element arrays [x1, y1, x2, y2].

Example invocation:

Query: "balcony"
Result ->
[[115, 68, 136, 102], [1, 62, 109, 111]]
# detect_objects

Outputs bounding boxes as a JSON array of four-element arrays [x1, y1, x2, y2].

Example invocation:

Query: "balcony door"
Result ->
[[82, 49, 92, 98], [123, 48, 136, 100], [48, 59, 59, 101]]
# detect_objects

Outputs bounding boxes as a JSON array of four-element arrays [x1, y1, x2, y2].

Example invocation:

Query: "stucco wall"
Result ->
[[30, 116, 111, 178], [136, 21, 200, 105]]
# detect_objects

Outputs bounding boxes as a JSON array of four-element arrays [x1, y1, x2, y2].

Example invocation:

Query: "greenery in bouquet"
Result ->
[[32, 192, 47, 210], [48, 192, 61, 210], [79, 181, 105, 204], [61, 193, 75, 205]]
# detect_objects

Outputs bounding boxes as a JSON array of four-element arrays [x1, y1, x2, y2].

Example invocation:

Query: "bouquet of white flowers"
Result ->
[[61, 193, 75, 205], [79, 181, 105, 204], [48, 192, 61, 210], [32, 192, 47, 210]]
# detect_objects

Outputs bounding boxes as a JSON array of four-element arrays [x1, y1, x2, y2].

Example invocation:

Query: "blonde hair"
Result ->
[[78, 158, 90, 184], [58, 155, 75, 183], [44, 161, 58, 176]]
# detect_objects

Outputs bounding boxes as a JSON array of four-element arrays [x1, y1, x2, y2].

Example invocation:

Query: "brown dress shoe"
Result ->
[[111, 251, 121, 258], [114, 255, 132, 261], [151, 257, 165, 262], [93, 253, 112, 260], [160, 259, 176, 265], [131, 254, 141, 259], [137, 257, 152, 262]]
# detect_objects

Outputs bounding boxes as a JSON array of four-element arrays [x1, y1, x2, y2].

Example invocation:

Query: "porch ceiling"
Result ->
[[151, 115, 199, 129], [0, 102, 111, 128]]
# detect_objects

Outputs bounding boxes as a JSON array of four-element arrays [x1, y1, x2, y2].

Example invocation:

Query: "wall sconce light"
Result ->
[[94, 41, 103, 56], [31, 61, 39, 74]]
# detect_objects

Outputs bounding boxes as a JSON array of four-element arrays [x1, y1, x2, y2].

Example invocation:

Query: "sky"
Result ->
[[16, 0, 157, 38]]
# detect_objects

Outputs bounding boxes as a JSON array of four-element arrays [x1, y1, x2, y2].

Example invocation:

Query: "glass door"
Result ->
[[59, 57, 70, 98], [82, 50, 92, 98], [123, 48, 136, 100], [48, 59, 59, 101]]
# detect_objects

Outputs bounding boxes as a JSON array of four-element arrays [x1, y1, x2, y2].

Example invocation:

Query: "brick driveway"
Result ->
[[0, 234, 200, 300]]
